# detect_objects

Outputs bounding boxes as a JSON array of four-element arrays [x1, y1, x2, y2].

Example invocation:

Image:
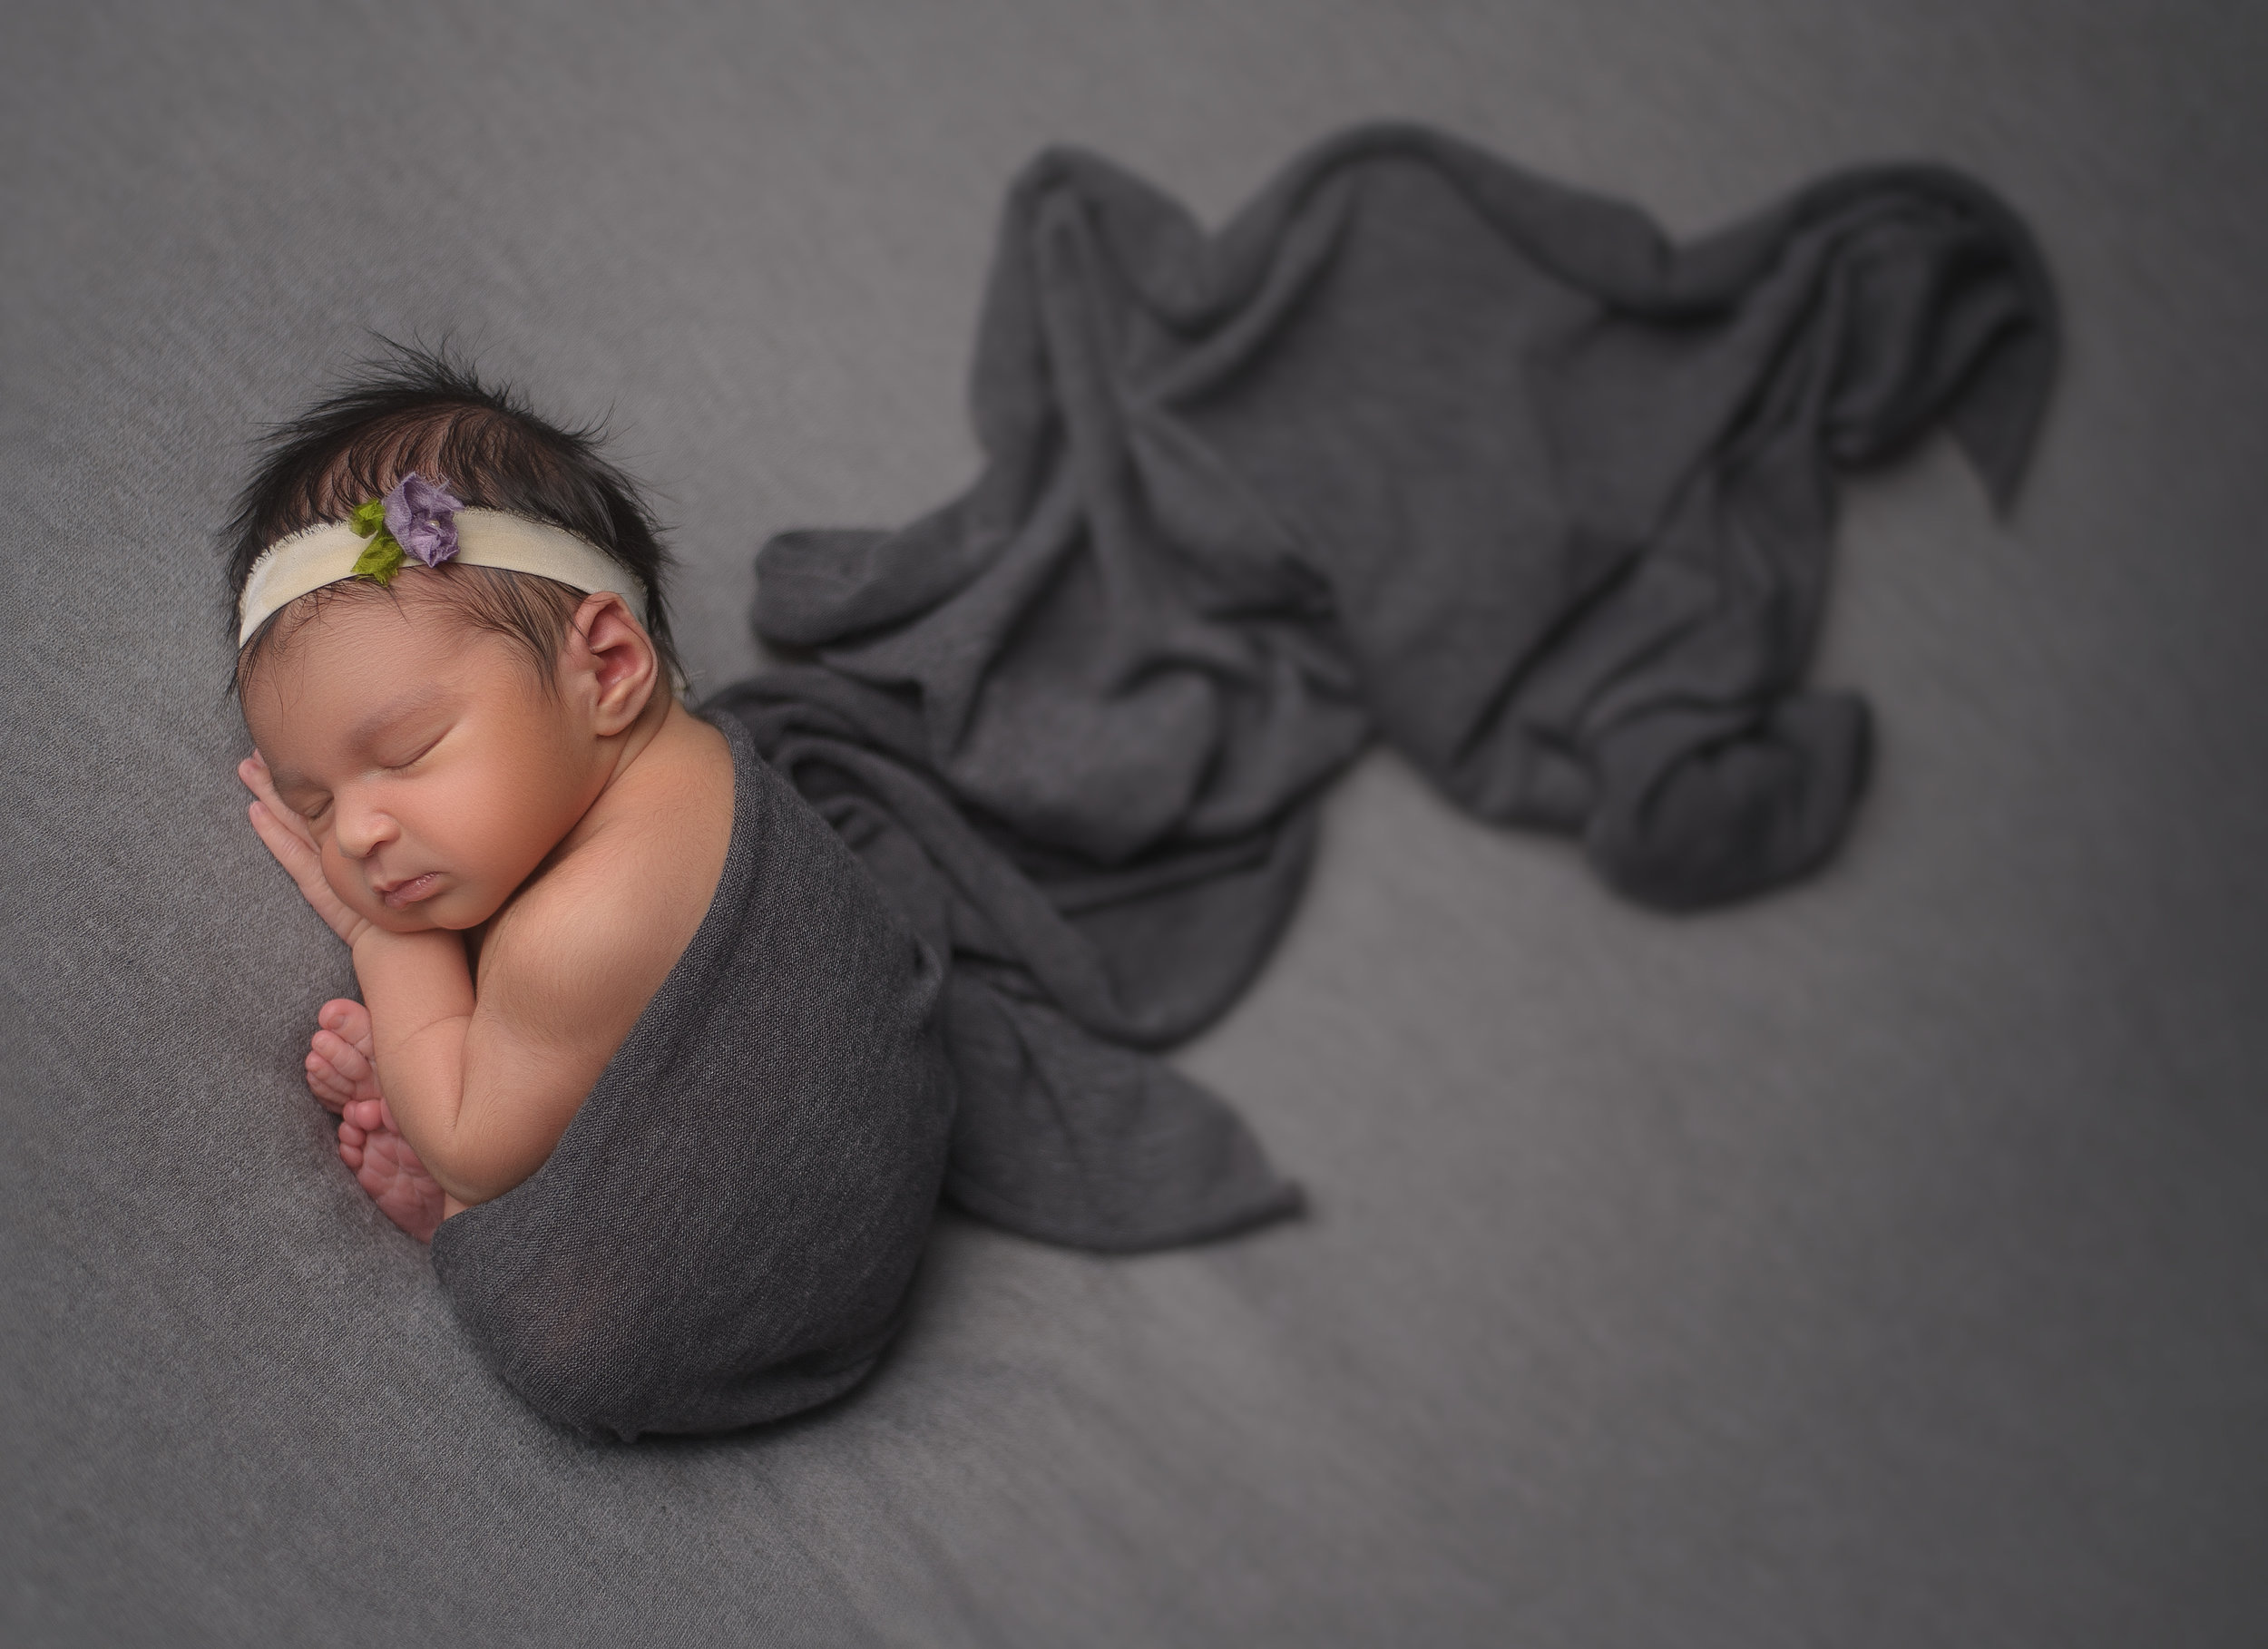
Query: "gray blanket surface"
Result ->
[[717, 123, 2055, 1253]]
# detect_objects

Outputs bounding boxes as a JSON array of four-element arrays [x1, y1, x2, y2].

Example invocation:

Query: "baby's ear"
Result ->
[[571, 593, 659, 734]]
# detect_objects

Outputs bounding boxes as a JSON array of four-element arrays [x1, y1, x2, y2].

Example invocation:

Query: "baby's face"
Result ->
[[240, 591, 602, 933]]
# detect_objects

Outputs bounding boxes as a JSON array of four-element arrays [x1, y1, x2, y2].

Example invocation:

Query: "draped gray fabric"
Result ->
[[714, 123, 2057, 1254]]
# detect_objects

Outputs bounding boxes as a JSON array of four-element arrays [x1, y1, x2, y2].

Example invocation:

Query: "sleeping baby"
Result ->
[[230, 355, 735, 1244], [228, 350, 953, 1434]]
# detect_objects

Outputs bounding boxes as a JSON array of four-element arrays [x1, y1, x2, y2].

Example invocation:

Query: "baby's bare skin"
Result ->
[[239, 574, 733, 1239], [306, 997, 446, 1242]]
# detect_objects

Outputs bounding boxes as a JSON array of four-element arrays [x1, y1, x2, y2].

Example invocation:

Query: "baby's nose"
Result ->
[[333, 798, 397, 859]]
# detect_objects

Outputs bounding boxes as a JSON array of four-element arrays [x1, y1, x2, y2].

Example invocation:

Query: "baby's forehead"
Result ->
[[258, 578, 463, 660], [245, 584, 524, 707]]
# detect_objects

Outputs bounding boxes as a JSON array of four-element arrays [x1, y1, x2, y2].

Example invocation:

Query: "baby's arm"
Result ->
[[349, 897, 658, 1205], [243, 756, 658, 1209]]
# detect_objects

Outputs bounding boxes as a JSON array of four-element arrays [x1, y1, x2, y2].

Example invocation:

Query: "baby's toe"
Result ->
[[305, 1057, 351, 1109], [311, 1029, 372, 1082], [318, 998, 374, 1053]]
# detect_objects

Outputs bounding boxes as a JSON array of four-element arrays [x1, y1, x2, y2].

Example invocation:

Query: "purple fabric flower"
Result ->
[[383, 473, 465, 568]]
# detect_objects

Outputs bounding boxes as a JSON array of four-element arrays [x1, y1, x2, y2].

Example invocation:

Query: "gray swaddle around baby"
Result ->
[[429, 713, 956, 1439]]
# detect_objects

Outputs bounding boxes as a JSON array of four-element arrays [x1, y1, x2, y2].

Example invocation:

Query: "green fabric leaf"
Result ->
[[348, 498, 387, 539], [351, 532, 406, 585]]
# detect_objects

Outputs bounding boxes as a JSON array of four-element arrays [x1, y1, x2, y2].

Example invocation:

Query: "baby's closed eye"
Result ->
[[377, 736, 445, 773]]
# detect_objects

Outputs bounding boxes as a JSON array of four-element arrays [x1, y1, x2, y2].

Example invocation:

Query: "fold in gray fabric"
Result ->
[[713, 122, 2055, 1254], [432, 126, 2055, 1436], [430, 713, 953, 1439]]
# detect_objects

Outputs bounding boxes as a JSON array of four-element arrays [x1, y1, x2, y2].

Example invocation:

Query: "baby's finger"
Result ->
[[238, 751, 288, 812], [246, 795, 316, 864], [247, 800, 324, 890], [248, 802, 367, 945], [239, 756, 321, 853]]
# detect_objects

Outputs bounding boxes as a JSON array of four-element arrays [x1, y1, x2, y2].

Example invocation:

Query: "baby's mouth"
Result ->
[[376, 872, 443, 909]]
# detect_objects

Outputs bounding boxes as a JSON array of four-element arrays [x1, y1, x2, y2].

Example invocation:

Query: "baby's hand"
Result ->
[[310, 998, 446, 1243], [238, 752, 372, 948]]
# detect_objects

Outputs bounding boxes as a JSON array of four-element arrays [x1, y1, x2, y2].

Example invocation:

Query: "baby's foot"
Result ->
[[308, 999, 446, 1244], [338, 1096, 447, 1244], [305, 998, 382, 1115]]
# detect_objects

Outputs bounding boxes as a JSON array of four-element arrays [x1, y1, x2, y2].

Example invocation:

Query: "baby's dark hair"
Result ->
[[223, 343, 679, 690]]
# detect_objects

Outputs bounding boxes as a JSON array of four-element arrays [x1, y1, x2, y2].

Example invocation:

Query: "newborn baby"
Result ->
[[230, 356, 730, 1242], [229, 351, 953, 1436]]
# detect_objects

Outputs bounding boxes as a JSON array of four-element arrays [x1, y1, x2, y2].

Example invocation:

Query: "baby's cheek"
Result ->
[[319, 844, 386, 924]]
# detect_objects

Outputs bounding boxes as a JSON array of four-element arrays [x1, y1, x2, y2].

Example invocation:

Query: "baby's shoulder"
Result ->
[[478, 718, 737, 1029]]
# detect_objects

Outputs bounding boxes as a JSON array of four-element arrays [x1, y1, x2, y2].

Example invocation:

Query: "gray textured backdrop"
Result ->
[[5, 2, 2264, 1644]]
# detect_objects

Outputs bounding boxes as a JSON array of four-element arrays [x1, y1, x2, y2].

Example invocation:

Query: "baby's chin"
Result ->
[[351, 883, 503, 935]]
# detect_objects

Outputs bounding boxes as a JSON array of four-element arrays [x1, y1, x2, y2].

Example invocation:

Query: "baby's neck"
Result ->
[[501, 693, 706, 933], [582, 688, 684, 813]]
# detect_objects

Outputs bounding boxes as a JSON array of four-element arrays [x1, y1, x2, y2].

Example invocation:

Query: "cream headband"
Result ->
[[237, 505, 650, 647]]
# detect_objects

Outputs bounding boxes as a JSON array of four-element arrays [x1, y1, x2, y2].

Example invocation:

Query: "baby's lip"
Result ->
[[374, 871, 443, 908]]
